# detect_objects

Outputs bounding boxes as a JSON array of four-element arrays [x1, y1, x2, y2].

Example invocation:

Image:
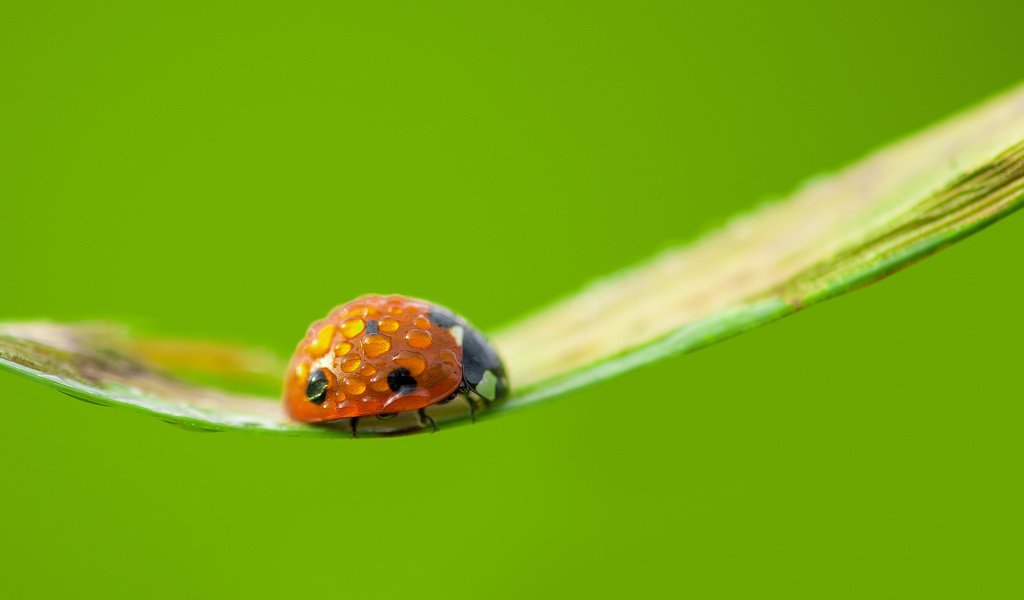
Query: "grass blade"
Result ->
[[2, 84, 1024, 436]]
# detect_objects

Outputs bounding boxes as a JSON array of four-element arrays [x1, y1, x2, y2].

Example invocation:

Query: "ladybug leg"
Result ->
[[458, 381, 486, 420], [437, 390, 476, 422], [349, 417, 360, 438], [416, 408, 438, 432]]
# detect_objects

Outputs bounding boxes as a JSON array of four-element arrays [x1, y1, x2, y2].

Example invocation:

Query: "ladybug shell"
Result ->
[[285, 295, 466, 422]]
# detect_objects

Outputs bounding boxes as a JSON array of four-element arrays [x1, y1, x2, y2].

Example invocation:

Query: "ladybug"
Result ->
[[284, 294, 508, 435]]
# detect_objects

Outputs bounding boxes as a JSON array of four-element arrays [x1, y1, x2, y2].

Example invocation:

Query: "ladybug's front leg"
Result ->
[[416, 408, 438, 432]]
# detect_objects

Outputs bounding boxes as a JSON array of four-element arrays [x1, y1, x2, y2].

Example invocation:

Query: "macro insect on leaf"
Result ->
[[284, 295, 507, 436], [1, 83, 1023, 437]]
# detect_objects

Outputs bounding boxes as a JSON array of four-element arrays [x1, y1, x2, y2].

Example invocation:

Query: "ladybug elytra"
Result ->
[[284, 294, 508, 435]]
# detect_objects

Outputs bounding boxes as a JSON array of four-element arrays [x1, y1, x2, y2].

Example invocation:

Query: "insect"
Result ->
[[284, 294, 508, 436]]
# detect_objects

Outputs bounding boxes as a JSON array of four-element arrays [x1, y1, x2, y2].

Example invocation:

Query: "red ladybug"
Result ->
[[284, 294, 507, 435]]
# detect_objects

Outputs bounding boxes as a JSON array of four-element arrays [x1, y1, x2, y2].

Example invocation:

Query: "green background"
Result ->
[[2, 1, 1022, 597]]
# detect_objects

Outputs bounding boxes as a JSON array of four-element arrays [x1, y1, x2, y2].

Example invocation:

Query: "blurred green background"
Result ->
[[2, 1, 1022, 597]]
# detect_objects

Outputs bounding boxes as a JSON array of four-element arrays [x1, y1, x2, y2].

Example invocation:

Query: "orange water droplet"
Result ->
[[369, 373, 391, 392], [439, 348, 460, 368], [307, 325, 335, 358], [406, 329, 432, 349], [379, 317, 400, 333], [341, 355, 361, 373], [334, 341, 352, 356], [419, 365, 446, 387], [340, 318, 365, 338], [349, 304, 378, 318], [414, 316, 431, 329], [394, 351, 426, 376], [387, 305, 403, 316], [360, 365, 377, 377], [344, 377, 366, 395], [295, 362, 310, 382], [363, 333, 392, 358]]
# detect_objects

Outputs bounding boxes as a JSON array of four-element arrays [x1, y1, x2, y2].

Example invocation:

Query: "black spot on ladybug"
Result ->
[[306, 368, 330, 404], [365, 319, 379, 334], [387, 368, 417, 393]]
